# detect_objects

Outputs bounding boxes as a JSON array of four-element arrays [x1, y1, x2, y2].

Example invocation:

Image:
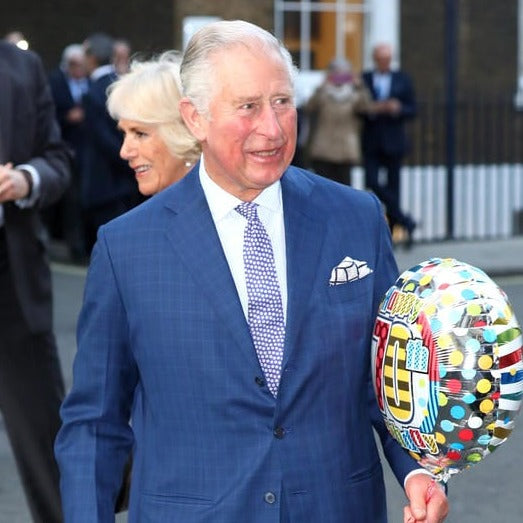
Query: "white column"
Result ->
[[516, 0, 523, 108], [363, 0, 400, 69]]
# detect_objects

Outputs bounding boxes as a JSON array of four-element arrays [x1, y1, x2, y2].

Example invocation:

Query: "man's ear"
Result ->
[[179, 98, 207, 142]]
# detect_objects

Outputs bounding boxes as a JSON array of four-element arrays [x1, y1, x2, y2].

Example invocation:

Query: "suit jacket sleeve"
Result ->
[[366, 195, 421, 483], [21, 49, 71, 207], [55, 227, 138, 522], [394, 71, 417, 121]]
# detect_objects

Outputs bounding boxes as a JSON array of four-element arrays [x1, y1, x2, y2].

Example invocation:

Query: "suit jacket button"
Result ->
[[255, 376, 265, 387], [273, 426, 285, 439], [264, 491, 276, 504]]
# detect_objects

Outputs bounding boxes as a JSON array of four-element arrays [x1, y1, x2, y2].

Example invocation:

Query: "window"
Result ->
[[274, 0, 368, 71]]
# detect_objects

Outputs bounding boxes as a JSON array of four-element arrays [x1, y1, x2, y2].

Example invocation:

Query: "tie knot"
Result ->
[[235, 201, 259, 222]]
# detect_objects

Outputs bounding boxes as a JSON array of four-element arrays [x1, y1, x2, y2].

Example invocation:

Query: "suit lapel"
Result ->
[[162, 166, 327, 376], [389, 71, 400, 99], [162, 168, 259, 373], [281, 168, 326, 364]]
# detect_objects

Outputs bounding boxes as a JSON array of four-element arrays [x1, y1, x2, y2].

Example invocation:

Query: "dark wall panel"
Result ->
[[1, 0, 174, 71]]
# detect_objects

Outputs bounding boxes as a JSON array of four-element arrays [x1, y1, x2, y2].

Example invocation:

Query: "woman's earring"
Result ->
[[184, 161, 192, 167]]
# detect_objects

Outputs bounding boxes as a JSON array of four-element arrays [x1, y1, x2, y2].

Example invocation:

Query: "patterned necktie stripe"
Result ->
[[236, 201, 285, 397]]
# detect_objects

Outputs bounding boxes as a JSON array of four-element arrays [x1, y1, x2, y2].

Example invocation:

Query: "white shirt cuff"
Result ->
[[15, 164, 41, 208], [403, 468, 436, 489]]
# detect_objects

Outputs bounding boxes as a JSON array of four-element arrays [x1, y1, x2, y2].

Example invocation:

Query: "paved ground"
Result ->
[[0, 236, 522, 522], [394, 235, 523, 277]]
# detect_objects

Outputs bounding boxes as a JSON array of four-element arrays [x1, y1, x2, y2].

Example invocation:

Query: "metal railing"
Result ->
[[352, 91, 523, 241]]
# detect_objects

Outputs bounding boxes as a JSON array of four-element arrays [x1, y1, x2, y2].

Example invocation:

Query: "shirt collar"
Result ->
[[90, 64, 115, 82], [199, 154, 282, 223]]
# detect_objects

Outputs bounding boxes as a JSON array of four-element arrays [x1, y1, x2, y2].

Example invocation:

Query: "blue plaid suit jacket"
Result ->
[[55, 164, 420, 522]]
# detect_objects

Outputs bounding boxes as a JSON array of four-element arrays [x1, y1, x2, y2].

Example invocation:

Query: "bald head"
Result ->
[[372, 43, 393, 73]]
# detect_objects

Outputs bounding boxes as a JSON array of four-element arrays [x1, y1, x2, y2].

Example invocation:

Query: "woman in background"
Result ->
[[305, 57, 371, 186]]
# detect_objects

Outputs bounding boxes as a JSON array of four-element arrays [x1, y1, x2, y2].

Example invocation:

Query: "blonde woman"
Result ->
[[107, 51, 201, 195]]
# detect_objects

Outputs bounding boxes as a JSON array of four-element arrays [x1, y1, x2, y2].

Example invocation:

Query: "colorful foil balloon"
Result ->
[[372, 258, 523, 483]]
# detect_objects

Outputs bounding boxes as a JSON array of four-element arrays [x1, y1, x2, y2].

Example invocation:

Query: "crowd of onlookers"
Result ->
[[5, 30, 419, 264], [43, 33, 143, 264], [7, 30, 143, 264]]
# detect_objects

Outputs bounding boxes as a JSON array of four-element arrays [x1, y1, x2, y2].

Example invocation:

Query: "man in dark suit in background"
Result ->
[[0, 38, 71, 522], [361, 42, 417, 246], [81, 32, 141, 254], [48, 43, 90, 262]]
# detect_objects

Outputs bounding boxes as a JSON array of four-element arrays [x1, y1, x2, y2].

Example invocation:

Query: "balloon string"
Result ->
[[425, 478, 436, 503]]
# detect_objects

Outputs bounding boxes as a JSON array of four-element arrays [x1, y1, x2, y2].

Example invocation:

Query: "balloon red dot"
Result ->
[[458, 428, 474, 441], [447, 449, 461, 461], [447, 379, 462, 394]]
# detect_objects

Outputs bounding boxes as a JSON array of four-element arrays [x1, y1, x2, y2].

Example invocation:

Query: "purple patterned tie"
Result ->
[[236, 201, 285, 397]]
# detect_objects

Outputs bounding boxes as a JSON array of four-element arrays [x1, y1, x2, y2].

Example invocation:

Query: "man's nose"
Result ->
[[258, 105, 283, 138]]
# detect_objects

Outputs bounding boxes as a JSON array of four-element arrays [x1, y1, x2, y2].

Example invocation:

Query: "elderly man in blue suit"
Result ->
[[55, 20, 448, 523]]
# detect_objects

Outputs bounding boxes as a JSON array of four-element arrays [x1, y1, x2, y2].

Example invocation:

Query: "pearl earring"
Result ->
[[184, 161, 192, 168]]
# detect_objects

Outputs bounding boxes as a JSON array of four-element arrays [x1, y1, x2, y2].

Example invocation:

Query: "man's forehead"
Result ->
[[211, 43, 286, 71], [212, 50, 292, 85]]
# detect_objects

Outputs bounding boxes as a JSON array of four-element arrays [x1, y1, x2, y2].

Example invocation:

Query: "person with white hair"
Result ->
[[47, 43, 90, 262], [56, 20, 449, 523], [107, 51, 201, 196]]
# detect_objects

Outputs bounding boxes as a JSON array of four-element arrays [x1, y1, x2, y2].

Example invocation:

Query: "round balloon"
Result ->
[[372, 258, 523, 483]]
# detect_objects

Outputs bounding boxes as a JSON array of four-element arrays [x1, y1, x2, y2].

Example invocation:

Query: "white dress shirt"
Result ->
[[199, 156, 288, 322], [373, 72, 392, 100]]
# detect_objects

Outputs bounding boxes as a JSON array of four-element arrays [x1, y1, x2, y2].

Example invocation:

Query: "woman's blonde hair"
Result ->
[[107, 50, 201, 163]]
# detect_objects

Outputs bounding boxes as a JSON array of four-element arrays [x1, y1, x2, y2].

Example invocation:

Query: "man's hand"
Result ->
[[404, 474, 449, 523], [66, 106, 85, 124], [385, 98, 402, 115], [368, 98, 401, 116], [0, 163, 31, 202]]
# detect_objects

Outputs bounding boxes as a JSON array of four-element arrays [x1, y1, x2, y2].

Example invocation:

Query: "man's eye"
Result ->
[[274, 97, 291, 107], [241, 103, 255, 110]]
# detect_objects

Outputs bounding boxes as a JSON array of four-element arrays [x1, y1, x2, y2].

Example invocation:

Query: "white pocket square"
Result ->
[[329, 257, 373, 285]]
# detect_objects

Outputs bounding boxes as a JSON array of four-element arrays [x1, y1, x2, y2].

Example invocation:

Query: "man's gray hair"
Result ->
[[60, 44, 84, 70], [180, 20, 297, 117]]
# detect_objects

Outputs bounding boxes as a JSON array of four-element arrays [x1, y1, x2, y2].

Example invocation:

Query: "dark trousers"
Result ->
[[0, 229, 64, 523], [43, 164, 87, 261], [364, 151, 414, 231], [311, 159, 353, 186]]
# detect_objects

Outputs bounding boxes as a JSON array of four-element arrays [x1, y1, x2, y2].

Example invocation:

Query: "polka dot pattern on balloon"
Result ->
[[371, 258, 523, 483]]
